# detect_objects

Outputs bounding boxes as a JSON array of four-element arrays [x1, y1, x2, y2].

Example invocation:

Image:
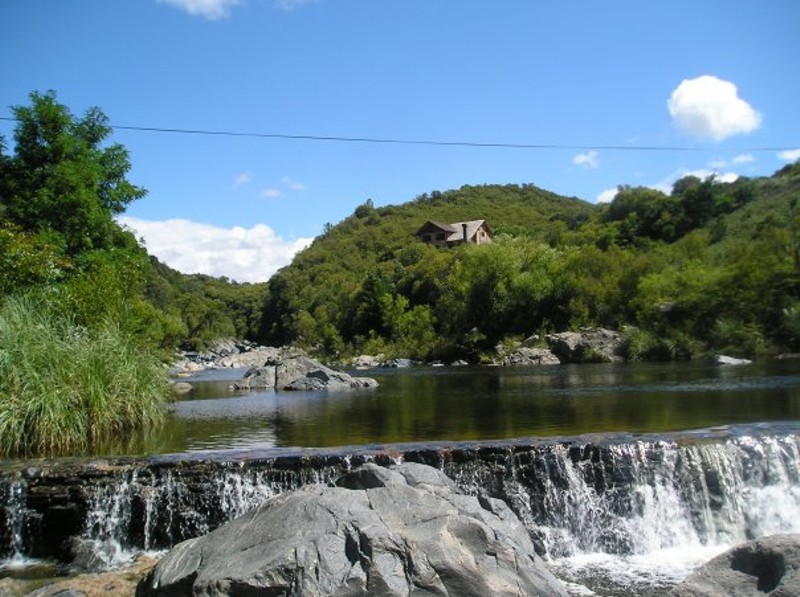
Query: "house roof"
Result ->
[[416, 219, 489, 242]]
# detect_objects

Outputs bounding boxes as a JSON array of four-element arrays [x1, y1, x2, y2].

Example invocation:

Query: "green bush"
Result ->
[[0, 295, 170, 456]]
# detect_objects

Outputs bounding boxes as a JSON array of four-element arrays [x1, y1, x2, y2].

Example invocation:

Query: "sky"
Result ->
[[2, 0, 798, 282]]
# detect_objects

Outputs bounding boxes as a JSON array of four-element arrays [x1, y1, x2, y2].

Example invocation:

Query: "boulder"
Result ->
[[715, 354, 753, 366], [218, 346, 282, 369], [546, 327, 625, 363], [380, 358, 419, 368], [137, 462, 568, 597], [501, 347, 561, 366], [286, 367, 379, 391], [234, 366, 277, 390], [233, 354, 377, 391], [351, 354, 383, 369], [671, 534, 800, 596], [170, 381, 193, 395]]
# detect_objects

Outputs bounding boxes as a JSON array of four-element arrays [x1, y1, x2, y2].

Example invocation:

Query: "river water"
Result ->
[[125, 358, 800, 455], [3, 358, 800, 595]]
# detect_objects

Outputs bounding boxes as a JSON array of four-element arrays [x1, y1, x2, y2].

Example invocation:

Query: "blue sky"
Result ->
[[2, 0, 798, 282]]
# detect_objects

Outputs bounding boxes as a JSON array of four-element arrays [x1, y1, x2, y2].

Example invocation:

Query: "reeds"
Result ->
[[0, 295, 169, 456]]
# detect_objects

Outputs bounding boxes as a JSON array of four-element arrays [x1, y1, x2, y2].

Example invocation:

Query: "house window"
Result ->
[[436, 233, 445, 241], [423, 234, 431, 242]]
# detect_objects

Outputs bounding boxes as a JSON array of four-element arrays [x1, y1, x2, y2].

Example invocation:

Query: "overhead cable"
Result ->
[[0, 116, 794, 152]]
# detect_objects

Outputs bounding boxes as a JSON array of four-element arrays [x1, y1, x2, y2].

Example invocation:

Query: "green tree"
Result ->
[[0, 90, 146, 255]]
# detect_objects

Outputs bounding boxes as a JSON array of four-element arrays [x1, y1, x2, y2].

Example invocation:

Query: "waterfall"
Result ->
[[67, 458, 350, 568], [441, 432, 800, 594], [1, 427, 799, 593], [0, 479, 27, 566]]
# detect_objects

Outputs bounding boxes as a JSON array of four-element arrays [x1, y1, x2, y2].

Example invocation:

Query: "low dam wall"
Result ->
[[2, 424, 800, 572]]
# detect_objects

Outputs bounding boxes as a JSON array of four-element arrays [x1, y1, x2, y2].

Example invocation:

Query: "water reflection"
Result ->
[[97, 359, 800, 456]]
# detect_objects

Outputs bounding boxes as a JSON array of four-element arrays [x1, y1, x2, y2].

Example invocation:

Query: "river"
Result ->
[[106, 358, 800, 455], [2, 358, 800, 595]]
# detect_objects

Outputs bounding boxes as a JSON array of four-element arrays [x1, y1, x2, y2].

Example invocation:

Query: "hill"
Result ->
[[259, 166, 800, 362]]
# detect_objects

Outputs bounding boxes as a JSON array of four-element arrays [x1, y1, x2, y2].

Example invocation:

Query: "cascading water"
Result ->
[[66, 458, 350, 570], [0, 479, 27, 567], [450, 432, 800, 595], [1, 427, 799, 595]]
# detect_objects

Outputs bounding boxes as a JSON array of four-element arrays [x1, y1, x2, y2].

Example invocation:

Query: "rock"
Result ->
[[286, 367, 379, 391], [234, 353, 378, 391], [501, 347, 561, 366], [715, 354, 753, 366], [170, 381, 193, 395], [671, 534, 800, 596], [351, 354, 383, 369], [546, 327, 625, 363], [233, 365, 276, 390], [15, 555, 159, 597], [380, 358, 419, 368], [219, 346, 282, 369], [137, 462, 568, 597]]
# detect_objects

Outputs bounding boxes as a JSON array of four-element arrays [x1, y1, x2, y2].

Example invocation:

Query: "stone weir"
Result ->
[[2, 423, 800, 571]]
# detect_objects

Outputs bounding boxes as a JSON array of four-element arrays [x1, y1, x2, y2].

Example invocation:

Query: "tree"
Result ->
[[0, 90, 146, 255]]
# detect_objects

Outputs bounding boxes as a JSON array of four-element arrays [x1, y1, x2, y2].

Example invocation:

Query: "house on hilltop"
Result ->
[[416, 220, 493, 247]]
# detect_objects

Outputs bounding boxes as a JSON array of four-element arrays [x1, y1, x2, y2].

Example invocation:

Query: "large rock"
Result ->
[[671, 534, 800, 596], [500, 347, 561, 366], [546, 327, 625, 363], [137, 462, 567, 597], [218, 346, 282, 369], [233, 353, 377, 391], [351, 354, 384, 369]]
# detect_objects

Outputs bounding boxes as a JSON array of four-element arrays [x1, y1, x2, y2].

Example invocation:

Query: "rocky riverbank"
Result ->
[[172, 342, 378, 392], [172, 329, 753, 378]]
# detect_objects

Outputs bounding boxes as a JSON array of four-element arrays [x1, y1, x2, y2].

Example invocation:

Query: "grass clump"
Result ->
[[0, 295, 170, 457]]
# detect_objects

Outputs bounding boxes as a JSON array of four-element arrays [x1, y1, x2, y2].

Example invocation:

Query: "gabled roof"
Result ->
[[416, 219, 489, 241]]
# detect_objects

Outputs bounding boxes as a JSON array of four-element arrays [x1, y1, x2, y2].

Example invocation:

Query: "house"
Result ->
[[416, 220, 493, 247]]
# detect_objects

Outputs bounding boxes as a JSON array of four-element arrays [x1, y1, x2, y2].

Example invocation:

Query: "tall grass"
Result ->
[[0, 295, 170, 456]]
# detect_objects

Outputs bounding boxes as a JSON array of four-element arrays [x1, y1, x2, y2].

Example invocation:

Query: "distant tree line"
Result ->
[[260, 165, 800, 362], [0, 91, 267, 355]]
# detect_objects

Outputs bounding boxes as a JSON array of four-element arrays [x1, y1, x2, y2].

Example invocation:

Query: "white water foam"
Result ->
[[528, 434, 800, 594]]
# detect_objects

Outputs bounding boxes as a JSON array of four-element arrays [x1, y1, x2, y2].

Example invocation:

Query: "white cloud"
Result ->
[[233, 171, 252, 187], [732, 154, 755, 165], [596, 188, 618, 204], [573, 150, 599, 169], [281, 176, 306, 191], [668, 75, 761, 141], [119, 216, 313, 283], [158, 0, 241, 19], [261, 188, 283, 199], [778, 149, 800, 162]]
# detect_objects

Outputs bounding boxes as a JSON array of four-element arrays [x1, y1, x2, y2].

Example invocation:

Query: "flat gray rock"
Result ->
[[137, 462, 567, 596]]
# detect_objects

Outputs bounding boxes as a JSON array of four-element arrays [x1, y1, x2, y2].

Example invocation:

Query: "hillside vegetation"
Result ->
[[0, 92, 267, 455], [261, 164, 800, 362]]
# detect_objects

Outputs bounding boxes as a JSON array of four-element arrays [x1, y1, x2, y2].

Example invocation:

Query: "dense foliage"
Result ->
[[0, 92, 265, 455], [0, 91, 266, 354], [261, 166, 800, 362]]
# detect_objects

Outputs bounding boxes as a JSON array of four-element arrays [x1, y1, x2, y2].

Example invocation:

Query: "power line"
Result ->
[[0, 115, 794, 152]]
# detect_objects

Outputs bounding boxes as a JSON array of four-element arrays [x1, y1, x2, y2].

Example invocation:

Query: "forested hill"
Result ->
[[260, 184, 595, 347], [260, 165, 800, 363]]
